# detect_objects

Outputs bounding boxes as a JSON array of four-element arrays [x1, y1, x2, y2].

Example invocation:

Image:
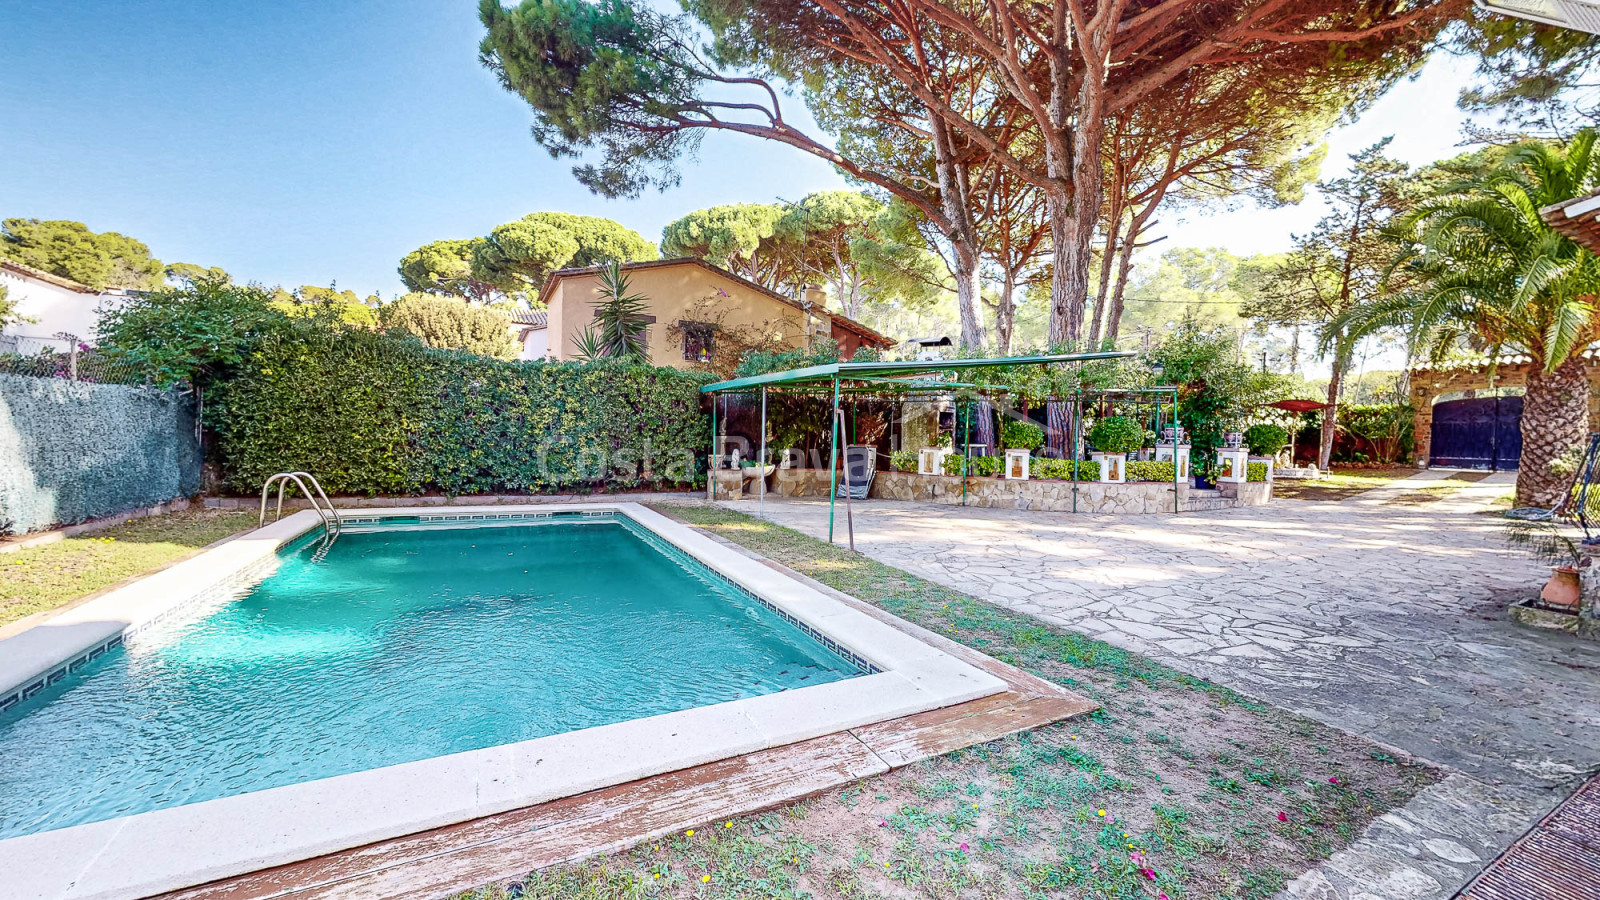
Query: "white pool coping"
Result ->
[[0, 502, 1007, 900]]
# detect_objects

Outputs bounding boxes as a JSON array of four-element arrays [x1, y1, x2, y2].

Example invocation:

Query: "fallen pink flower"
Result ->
[[1329, 776, 1340, 785], [1277, 812, 1288, 822], [959, 842, 969, 852], [1142, 867, 1157, 880]]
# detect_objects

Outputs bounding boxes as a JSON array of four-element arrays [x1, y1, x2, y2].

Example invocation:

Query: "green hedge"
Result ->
[[1247, 461, 1269, 482], [890, 449, 918, 473], [1030, 458, 1100, 481], [1126, 460, 1177, 482], [942, 454, 1003, 477], [209, 328, 712, 495]]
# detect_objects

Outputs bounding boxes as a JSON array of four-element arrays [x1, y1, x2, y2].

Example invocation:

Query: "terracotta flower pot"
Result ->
[[1540, 565, 1583, 612]]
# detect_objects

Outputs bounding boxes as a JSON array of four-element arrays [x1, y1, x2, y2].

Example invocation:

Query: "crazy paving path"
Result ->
[[721, 487, 1600, 899]]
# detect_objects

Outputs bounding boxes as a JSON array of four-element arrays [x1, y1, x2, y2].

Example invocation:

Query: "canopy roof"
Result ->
[[701, 350, 1137, 394]]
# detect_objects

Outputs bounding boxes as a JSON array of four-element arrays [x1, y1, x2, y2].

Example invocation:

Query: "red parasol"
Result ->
[[1266, 399, 1332, 413]]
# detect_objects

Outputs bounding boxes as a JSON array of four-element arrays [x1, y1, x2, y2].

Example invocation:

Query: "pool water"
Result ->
[[0, 519, 859, 839]]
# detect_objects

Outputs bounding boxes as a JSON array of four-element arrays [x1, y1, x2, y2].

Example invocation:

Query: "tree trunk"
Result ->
[[1517, 355, 1590, 507], [1088, 206, 1124, 348], [1105, 223, 1140, 344], [1318, 343, 1352, 470], [952, 247, 985, 351], [996, 277, 1016, 355]]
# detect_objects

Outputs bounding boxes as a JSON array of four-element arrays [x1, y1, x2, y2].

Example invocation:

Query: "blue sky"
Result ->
[[2, 0, 1482, 298]]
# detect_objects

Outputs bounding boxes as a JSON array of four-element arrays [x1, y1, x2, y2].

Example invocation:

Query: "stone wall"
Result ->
[[761, 467, 1271, 514]]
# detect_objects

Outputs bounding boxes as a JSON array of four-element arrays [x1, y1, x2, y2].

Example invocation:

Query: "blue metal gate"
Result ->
[[1429, 395, 1522, 470]]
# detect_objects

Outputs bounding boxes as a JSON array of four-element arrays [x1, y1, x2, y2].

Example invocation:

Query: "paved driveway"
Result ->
[[722, 483, 1600, 896]]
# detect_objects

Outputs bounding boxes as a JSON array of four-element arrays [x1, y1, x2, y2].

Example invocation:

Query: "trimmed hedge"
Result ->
[[1247, 462, 1269, 482], [209, 328, 712, 495], [890, 450, 918, 473], [1125, 460, 1177, 482], [1030, 458, 1100, 481], [942, 454, 1003, 477]]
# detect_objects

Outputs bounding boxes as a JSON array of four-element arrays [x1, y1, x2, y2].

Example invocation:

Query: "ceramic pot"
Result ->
[[1540, 565, 1583, 611]]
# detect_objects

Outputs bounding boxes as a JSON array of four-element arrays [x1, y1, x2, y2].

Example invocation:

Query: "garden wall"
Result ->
[[210, 329, 712, 496], [0, 374, 200, 534], [761, 468, 1272, 514]]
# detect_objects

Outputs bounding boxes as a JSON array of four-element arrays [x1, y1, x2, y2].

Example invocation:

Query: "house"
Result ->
[[1543, 189, 1600, 252], [507, 309, 548, 361], [528, 258, 893, 368], [0, 260, 135, 354]]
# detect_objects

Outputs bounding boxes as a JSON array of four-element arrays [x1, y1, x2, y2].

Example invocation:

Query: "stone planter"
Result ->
[[1247, 456, 1276, 482], [1091, 452, 1126, 484], [1215, 449, 1249, 483], [917, 447, 949, 476], [1004, 448, 1031, 480]]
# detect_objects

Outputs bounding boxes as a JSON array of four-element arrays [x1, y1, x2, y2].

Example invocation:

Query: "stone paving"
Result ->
[[718, 475, 1600, 898]]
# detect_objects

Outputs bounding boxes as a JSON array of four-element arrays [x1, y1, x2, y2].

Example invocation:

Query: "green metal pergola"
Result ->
[[701, 351, 1185, 546]]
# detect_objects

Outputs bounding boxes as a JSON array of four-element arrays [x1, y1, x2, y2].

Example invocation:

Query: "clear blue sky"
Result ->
[[3, 0, 1480, 298]]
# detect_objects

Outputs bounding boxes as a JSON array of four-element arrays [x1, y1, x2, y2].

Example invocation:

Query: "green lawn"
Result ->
[[459, 503, 1437, 900], [0, 509, 259, 627], [1271, 466, 1421, 501]]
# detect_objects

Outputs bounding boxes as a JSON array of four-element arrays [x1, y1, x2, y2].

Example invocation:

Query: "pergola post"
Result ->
[[1172, 387, 1181, 513], [759, 386, 768, 512], [709, 392, 719, 501], [828, 376, 840, 543]]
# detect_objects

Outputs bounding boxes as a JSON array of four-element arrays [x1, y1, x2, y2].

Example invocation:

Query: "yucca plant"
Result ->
[[1333, 128, 1600, 507], [583, 261, 651, 362]]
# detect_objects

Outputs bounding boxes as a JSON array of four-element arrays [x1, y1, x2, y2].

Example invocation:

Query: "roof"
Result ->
[[0, 259, 96, 294], [508, 309, 547, 328], [1541, 189, 1600, 252], [701, 351, 1138, 394], [536, 257, 894, 349]]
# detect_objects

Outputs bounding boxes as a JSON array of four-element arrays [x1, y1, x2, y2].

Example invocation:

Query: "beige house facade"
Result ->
[[530, 258, 892, 370]]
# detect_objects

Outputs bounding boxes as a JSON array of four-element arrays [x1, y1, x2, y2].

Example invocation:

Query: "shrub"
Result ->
[[941, 454, 1002, 477], [1125, 460, 1177, 482], [209, 327, 711, 495], [1247, 462, 1269, 482], [890, 449, 918, 473], [378, 293, 519, 359], [96, 277, 289, 388], [1243, 424, 1289, 457], [1086, 416, 1144, 454], [1001, 418, 1045, 451], [1029, 458, 1100, 481]]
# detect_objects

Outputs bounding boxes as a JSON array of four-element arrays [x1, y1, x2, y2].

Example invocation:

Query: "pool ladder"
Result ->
[[259, 472, 343, 536]]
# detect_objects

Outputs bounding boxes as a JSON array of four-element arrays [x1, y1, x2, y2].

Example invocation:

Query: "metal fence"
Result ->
[[0, 333, 151, 386]]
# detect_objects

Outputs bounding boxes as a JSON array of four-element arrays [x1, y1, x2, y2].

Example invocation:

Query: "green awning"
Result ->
[[701, 350, 1137, 394]]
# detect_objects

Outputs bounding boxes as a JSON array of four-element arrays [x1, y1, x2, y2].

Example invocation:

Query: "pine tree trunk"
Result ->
[[952, 249, 985, 351], [1318, 345, 1350, 471], [1517, 355, 1589, 507], [996, 277, 1016, 356], [1105, 227, 1139, 344]]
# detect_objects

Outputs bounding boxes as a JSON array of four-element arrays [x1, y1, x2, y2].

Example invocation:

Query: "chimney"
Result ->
[[804, 284, 827, 309]]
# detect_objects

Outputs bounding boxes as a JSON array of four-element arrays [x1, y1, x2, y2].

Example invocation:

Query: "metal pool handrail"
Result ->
[[259, 472, 343, 534]]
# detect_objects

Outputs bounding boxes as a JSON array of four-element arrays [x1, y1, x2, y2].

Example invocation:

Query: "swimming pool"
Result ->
[[0, 513, 862, 839], [0, 504, 1005, 900]]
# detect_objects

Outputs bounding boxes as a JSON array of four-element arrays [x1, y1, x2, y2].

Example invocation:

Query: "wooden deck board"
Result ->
[[154, 689, 1091, 900]]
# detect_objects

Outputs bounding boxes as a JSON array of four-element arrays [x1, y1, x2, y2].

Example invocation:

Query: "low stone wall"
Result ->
[[765, 468, 1271, 514]]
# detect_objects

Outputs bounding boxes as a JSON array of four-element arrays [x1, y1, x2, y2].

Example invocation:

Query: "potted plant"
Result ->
[[1001, 419, 1045, 481], [1503, 516, 1586, 614], [1087, 416, 1143, 484]]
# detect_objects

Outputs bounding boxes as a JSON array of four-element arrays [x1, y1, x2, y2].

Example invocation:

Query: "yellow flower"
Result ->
[[724, 821, 733, 828], [701, 874, 711, 883], [1097, 809, 1106, 817], [653, 873, 661, 879], [686, 829, 695, 837]]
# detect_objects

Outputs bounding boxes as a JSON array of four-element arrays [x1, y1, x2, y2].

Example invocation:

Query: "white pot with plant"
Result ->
[[1001, 418, 1045, 481], [1087, 416, 1143, 485]]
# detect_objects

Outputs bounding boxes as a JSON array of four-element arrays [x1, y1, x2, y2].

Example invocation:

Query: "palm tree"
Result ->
[[1333, 128, 1600, 507], [574, 261, 651, 362]]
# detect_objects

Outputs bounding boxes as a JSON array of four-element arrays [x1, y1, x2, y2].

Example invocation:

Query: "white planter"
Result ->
[[1004, 448, 1031, 480], [917, 447, 949, 476], [1155, 444, 1191, 479], [1091, 452, 1126, 484], [1216, 449, 1250, 483]]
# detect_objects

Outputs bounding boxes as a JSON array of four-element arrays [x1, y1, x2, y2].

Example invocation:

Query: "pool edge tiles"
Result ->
[[0, 503, 1008, 900]]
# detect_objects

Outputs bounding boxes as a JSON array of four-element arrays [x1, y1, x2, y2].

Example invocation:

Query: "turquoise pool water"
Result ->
[[0, 517, 859, 839]]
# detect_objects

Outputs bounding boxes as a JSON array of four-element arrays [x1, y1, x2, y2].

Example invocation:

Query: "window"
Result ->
[[682, 322, 714, 363]]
